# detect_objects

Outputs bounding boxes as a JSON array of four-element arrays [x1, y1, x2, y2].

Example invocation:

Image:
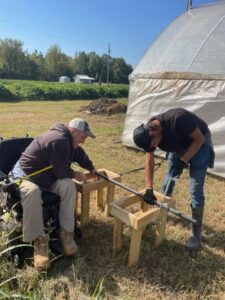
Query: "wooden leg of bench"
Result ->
[[74, 190, 79, 215], [96, 188, 104, 209], [106, 183, 115, 216], [80, 193, 90, 227], [113, 218, 123, 252], [128, 228, 142, 267], [141, 201, 149, 212], [154, 206, 168, 247], [140, 201, 149, 232]]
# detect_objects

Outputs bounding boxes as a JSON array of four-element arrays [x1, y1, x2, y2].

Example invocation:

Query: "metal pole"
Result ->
[[187, 0, 192, 10], [95, 171, 196, 224], [106, 43, 110, 85], [119, 163, 161, 176]]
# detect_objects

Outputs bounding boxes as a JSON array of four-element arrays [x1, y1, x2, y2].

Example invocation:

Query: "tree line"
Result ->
[[0, 38, 133, 84]]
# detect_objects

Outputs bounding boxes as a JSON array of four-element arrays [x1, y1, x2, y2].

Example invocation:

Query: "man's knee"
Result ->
[[20, 180, 42, 202], [190, 187, 205, 208], [55, 178, 76, 194], [20, 180, 41, 194]]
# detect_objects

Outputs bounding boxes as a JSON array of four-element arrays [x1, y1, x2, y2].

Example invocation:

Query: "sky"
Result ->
[[0, 0, 220, 67]]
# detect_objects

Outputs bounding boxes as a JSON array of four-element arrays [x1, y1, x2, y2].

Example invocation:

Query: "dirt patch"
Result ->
[[79, 98, 127, 115]]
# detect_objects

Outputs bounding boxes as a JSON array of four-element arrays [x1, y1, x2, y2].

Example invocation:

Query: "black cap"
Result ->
[[133, 124, 152, 152]]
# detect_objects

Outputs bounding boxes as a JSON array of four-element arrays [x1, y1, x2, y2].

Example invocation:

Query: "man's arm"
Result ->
[[180, 127, 205, 164], [50, 140, 74, 178], [72, 146, 96, 181], [145, 152, 155, 188], [73, 146, 95, 171], [143, 152, 157, 205]]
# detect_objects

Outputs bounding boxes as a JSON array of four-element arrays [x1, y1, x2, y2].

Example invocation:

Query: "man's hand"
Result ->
[[143, 188, 157, 205], [170, 159, 187, 178], [90, 168, 97, 181], [74, 171, 87, 183]]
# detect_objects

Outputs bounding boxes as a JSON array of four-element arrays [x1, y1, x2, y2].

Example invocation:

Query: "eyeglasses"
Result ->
[[76, 130, 87, 138], [149, 124, 158, 131]]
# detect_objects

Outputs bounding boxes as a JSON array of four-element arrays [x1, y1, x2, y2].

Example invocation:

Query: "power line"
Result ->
[[0, 2, 139, 64]]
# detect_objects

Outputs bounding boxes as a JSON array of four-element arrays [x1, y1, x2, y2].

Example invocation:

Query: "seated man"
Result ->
[[15, 118, 96, 271]]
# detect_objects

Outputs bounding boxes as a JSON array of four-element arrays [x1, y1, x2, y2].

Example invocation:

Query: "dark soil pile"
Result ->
[[79, 98, 127, 115]]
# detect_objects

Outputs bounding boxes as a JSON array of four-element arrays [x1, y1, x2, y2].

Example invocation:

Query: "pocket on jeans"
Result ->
[[190, 144, 211, 168]]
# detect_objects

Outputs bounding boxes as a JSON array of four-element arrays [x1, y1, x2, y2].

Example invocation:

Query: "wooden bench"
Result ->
[[110, 190, 175, 267], [73, 168, 121, 226]]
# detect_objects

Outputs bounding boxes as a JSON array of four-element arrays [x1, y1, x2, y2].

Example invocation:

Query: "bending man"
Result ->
[[133, 108, 214, 252]]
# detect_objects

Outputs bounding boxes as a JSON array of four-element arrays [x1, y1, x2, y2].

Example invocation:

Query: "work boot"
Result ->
[[185, 206, 204, 252], [60, 228, 78, 256], [34, 234, 50, 271]]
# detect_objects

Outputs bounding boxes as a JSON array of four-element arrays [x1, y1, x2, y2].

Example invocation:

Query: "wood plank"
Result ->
[[128, 228, 142, 267], [96, 188, 104, 209], [113, 194, 142, 208], [80, 193, 90, 227], [99, 168, 121, 179], [134, 208, 159, 230], [113, 218, 123, 252], [74, 179, 109, 193], [154, 205, 168, 247], [74, 190, 79, 215], [141, 201, 149, 212], [154, 190, 172, 203], [105, 183, 115, 216], [110, 204, 136, 227]]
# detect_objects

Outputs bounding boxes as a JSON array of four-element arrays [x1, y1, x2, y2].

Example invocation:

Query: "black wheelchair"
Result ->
[[0, 137, 80, 267]]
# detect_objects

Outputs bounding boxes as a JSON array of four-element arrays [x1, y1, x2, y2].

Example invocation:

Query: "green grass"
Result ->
[[0, 100, 225, 299]]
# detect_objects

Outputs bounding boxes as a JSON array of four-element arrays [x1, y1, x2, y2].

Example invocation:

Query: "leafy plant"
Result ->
[[0, 85, 15, 101], [0, 80, 128, 101]]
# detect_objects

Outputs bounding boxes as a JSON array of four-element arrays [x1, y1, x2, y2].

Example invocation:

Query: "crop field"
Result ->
[[0, 80, 128, 101], [0, 99, 225, 299]]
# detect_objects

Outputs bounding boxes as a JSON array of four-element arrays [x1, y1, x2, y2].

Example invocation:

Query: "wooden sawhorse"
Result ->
[[73, 168, 121, 227], [110, 190, 175, 267]]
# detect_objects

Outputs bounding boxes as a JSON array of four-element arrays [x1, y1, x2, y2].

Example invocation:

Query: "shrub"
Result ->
[[0, 80, 129, 101], [0, 85, 15, 101]]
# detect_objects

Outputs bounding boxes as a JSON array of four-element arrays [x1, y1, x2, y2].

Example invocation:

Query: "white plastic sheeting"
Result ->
[[122, 1, 225, 179], [132, 1, 225, 76]]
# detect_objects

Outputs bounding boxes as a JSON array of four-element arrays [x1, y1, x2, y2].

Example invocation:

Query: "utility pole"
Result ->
[[107, 43, 111, 85], [187, 0, 192, 10]]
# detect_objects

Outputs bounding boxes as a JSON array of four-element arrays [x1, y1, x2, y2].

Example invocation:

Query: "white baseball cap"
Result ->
[[68, 118, 96, 138]]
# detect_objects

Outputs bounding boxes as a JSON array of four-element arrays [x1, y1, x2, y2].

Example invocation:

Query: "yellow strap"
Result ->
[[16, 165, 53, 187]]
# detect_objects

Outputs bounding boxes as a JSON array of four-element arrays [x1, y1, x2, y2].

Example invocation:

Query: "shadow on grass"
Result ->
[[168, 214, 225, 251], [47, 218, 225, 297], [167, 214, 191, 228], [202, 224, 225, 250]]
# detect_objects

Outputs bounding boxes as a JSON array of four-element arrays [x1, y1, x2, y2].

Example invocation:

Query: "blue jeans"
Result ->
[[161, 144, 212, 209]]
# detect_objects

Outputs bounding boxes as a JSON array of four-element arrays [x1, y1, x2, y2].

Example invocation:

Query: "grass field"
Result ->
[[0, 100, 225, 299]]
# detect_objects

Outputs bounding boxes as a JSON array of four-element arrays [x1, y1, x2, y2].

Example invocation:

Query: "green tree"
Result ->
[[111, 57, 133, 84], [99, 54, 110, 83], [87, 52, 102, 81], [29, 50, 46, 80], [45, 44, 73, 81], [0, 38, 25, 78], [73, 51, 89, 76]]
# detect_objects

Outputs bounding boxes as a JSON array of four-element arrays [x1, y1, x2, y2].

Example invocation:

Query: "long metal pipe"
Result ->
[[119, 163, 161, 176], [95, 171, 196, 224]]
